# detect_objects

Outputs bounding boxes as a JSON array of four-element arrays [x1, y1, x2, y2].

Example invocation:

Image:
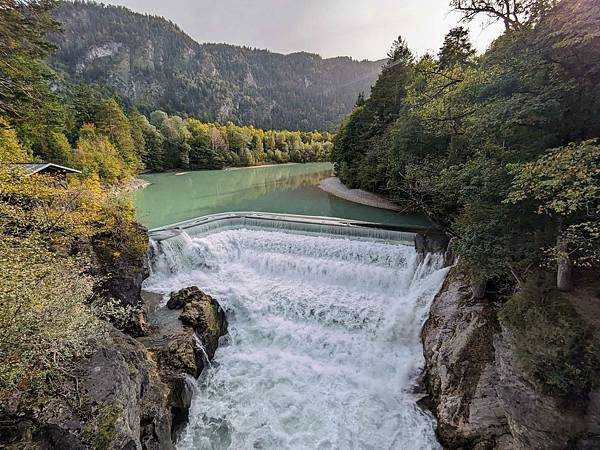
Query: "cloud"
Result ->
[[101, 0, 503, 60]]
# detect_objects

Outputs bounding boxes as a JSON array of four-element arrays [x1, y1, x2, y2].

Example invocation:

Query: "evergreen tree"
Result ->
[[438, 27, 476, 68]]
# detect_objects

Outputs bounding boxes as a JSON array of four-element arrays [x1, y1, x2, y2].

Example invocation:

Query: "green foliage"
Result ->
[[332, 0, 600, 283], [0, 117, 31, 163], [507, 140, 600, 268], [75, 124, 129, 183], [507, 140, 600, 217], [438, 27, 476, 69], [96, 99, 141, 174], [0, 0, 64, 148], [500, 274, 600, 406], [139, 112, 333, 172]]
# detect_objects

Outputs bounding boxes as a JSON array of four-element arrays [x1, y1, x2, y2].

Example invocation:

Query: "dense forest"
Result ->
[[50, 1, 384, 132], [333, 0, 600, 404], [43, 85, 334, 180]]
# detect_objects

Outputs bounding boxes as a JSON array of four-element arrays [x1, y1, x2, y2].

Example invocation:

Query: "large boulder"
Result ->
[[144, 287, 228, 440]]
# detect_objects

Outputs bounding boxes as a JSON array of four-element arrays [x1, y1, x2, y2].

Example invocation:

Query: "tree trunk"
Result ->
[[557, 235, 573, 292]]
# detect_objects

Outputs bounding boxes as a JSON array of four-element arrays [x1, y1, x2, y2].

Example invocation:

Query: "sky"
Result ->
[[102, 0, 504, 61]]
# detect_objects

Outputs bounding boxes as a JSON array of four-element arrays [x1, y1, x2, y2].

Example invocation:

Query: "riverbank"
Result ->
[[115, 177, 152, 193], [422, 267, 600, 449], [224, 162, 298, 171], [319, 177, 402, 211]]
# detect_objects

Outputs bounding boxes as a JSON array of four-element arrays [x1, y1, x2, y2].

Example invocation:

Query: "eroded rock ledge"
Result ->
[[142, 286, 228, 440], [421, 267, 600, 450], [2, 287, 228, 450]]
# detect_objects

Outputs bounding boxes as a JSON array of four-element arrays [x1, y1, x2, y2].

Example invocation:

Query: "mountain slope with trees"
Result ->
[[50, 1, 384, 132]]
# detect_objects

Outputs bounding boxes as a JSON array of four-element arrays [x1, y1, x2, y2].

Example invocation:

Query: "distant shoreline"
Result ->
[[319, 177, 402, 211], [124, 178, 152, 192], [224, 162, 299, 171]]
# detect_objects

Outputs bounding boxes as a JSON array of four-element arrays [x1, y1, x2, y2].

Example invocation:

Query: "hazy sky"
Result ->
[[102, 0, 503, 61]]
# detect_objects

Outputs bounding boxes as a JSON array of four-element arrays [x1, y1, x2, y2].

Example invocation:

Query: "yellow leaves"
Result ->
[[0, 116, 30, 163], [113, 251, 121, 259]]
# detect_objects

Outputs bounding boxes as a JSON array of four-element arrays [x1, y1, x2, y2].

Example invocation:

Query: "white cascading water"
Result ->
[[145, 227, 449, 450]]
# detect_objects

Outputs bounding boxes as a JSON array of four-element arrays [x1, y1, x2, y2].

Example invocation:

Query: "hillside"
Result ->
[[50, 1, 384, 131]]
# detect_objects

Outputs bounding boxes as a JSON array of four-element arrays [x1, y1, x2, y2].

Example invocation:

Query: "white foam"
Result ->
[[145, 228, 448, 450]]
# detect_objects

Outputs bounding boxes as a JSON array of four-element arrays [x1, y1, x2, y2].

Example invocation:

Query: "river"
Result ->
[[134, 163, 428, 229], [141, 163, 446, 449], [146, 223, 447, 450]]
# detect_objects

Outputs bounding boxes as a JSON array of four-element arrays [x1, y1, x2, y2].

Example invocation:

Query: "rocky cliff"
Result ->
[[421, 267, 600, 450], [1, 214, 228, 450], [2, 328, 173, 450]]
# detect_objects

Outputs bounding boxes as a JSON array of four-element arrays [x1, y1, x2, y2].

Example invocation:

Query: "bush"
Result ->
[[0, 235, 103, 407], [500, 274, 600, 408]]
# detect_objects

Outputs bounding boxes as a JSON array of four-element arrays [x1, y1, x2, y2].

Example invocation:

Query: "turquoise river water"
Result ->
[[134, 163, 428, 229]]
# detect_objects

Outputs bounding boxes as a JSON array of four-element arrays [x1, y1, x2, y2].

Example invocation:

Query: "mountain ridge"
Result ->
[[51, 1, 385, 131]]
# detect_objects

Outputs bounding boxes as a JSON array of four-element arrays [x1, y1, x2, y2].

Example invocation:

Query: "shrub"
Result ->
[[500, 274, 600, 408], [0, 235, 103, 407]]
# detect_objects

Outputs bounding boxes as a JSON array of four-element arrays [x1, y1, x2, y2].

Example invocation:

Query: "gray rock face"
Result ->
[[3, 328, 173, 450], [494, 328, 600, 450], [421, 268, 512, 450], [421, 267, 600, 450]]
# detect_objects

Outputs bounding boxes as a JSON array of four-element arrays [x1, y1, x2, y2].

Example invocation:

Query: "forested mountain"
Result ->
[[50, 1, 384, 132]]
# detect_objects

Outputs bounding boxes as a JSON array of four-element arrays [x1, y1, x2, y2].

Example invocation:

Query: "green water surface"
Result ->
[[134, 163, 428, 229]]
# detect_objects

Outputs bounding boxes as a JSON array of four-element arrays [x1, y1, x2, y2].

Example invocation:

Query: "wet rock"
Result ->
[[178, 288, 228, 359], [166, 286, 199, 310], [415, 232, 450, 255], [146, 287, 228, 441]]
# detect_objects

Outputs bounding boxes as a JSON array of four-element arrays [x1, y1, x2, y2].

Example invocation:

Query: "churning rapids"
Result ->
[[145, 226, 449, 450]]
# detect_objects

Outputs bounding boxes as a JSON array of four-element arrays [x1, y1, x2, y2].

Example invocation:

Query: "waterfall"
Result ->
[[145, 220, 449, 450]]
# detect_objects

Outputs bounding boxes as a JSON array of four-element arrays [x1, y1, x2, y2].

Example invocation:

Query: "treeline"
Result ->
[[133, 110, 333, 173], [40, 84, 333, 183], [333, 0, 600, 403]]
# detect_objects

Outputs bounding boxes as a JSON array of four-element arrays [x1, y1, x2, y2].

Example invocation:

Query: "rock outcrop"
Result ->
[[143, 287, 228, 439], [2, 282, 229, 450], [1, 328, 173, 450], [421, 268, 511, 449], [421, 267, 600, 450]]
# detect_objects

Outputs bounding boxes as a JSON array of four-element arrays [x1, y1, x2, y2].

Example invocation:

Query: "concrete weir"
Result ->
[[149, 211, 441, 245]]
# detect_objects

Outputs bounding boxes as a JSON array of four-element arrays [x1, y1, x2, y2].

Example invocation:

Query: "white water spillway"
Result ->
[[145, 215, 449, 450]]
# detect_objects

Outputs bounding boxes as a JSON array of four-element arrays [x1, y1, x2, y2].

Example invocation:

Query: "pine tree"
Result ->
[[438, 27, 476, 68]]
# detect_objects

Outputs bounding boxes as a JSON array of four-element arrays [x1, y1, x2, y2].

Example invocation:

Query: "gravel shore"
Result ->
[[319, 177, 401, 211]]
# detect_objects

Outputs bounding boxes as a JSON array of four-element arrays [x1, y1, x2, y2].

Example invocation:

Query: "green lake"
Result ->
[[134, 162, 428, 229]]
